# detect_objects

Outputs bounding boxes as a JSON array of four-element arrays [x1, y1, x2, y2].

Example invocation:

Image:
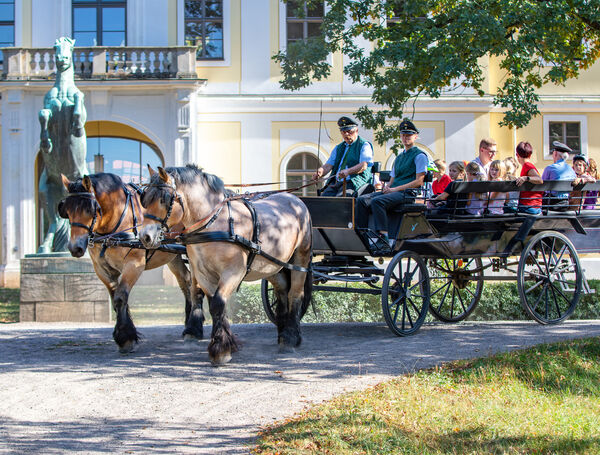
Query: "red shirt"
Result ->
[[519, 161, 543, 207], [432, 174, 452, 195]]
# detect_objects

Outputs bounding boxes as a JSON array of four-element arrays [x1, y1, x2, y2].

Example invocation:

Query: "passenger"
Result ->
[[583, 158, 599, 210], [356, 119, 427, 252], [503, 157, 519, 213], [429, 161, 467, 214], [312, 116, 373, 197], [432, 159, 451, 195], [487, 159, 507, 215], [464, 162, 486, 215], [570, 154, 596, 209], [471, 138, 497, 177], [541, 141, 576, 211], [514, 141, 543, 215]]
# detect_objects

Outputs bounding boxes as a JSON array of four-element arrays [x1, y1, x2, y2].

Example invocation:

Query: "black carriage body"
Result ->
[[296, 180, 600, 337]]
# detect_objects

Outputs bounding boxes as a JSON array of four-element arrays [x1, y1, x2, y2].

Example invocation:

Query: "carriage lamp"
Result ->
[[94, 153, 104, 173]]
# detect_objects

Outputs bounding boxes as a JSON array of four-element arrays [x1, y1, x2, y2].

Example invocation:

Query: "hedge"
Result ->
[[226, 280, 600, 324]]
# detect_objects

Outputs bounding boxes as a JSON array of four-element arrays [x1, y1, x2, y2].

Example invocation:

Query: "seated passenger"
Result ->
[[583, 158, 599, 210], [355, 119, 427, 252], [570, 154, 596, 209], [486, 159, 507, 215], [429, 161, 467, 215], [464, 162, 486, 215], [312, 116, 373, 197], [503, 157, 519, 213], [432, 159, 451, 195], [471, 138, 497, 178], [515, 141, 543, 215], [541, 141, 576, 210]]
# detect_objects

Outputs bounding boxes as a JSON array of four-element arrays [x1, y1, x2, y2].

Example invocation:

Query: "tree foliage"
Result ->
[[274, 0, 600, 146]]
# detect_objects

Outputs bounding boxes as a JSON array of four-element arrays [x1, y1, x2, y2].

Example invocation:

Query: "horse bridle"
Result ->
[[141, 183, 185, 238], [59, 192, 101, 242]]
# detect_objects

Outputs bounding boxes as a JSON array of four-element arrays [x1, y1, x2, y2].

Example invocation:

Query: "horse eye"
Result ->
[[140, 193, 148, 209], [58, 201, 68, 219]]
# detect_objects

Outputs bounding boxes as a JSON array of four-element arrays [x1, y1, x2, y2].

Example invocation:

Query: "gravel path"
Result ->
[[1, 320, 600, 454]]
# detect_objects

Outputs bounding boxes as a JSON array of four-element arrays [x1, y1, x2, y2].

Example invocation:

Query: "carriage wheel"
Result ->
[[382, 251, 430, 336], [427, 257, 484, 322], [261, 279, 310, 324], [517, 231, 582, 325]]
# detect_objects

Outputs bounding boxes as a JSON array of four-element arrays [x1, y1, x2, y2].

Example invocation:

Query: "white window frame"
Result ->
[[278, 0, 333, 66], [178, 0, 231, 67], [280, 145, 326, 192], [543, 114, 587, 159]]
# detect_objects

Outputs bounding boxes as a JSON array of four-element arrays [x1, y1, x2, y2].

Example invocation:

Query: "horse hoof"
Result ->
[[118, 341, 135, 354], [183, 334, 201, 343], [210, 352, 232, 366], [278, 344, 296, 354]]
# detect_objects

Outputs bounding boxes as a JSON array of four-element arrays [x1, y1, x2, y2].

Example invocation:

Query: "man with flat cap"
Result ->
[[312, 116, 373, 197], [355, 118, 428, 252], [541, 140, 577, 210]]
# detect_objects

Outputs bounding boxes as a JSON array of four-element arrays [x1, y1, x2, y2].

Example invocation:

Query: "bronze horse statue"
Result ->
[[38, 37, 89, 253], [60, 172, 205, 352], [139, 165, 313, 365]]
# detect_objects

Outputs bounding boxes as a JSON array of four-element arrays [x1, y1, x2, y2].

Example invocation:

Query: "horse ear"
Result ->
[[82, 175, 93, 193], [158, 167, 171, 185], [147, 164, 156, 177], [61, 174, 71, 191]]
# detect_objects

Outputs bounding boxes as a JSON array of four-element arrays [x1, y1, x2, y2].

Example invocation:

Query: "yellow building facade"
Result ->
[[0, 0, 599, 285]]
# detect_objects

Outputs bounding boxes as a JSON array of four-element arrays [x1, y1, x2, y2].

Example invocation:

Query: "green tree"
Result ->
[[274, 0, 600, 146]]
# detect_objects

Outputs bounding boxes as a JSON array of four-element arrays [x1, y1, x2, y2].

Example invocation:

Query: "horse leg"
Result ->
[[166, 256, 205, 341], [279, 247, 312, 351], [206, 275, 243, 365], [112, 261, 145, 353]]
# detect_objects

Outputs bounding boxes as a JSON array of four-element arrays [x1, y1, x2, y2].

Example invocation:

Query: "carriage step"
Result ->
[[582, 270, 595, 294]]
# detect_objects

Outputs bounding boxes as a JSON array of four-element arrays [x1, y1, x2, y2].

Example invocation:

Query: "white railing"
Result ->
[[1, 46, 199, 80]]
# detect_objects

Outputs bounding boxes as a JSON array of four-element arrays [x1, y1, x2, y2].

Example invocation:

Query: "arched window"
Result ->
[[286, 151, 322, 197], [86, 137, 163, 184]]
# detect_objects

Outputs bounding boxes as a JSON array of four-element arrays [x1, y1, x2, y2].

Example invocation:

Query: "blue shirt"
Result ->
[[541, 159, 576, 197], [326, 140, 374, 181]]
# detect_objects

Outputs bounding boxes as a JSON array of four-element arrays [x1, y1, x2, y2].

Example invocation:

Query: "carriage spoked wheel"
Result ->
[[382, 250, 430, 336], [517, 231, 582, 324], [427, 257, 484, 322], [261, 279, 310, 324]]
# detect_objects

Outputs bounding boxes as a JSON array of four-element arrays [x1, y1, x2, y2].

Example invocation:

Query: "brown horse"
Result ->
[[60, 172, 205, 352], [139, 165, 312, 365]]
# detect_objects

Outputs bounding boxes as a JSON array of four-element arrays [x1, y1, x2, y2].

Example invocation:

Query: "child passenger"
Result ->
[[432, 159, 452, 195], [486, 160, 507, 214], [429, 161, 466, 214], [464, 161, 486, 215]]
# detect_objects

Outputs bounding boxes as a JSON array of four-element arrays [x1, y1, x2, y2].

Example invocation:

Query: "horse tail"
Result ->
[[301, 217, 313, 316]]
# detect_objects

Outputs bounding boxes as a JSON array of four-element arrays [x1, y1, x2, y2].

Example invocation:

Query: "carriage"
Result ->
[[261, 179, 600, 337]]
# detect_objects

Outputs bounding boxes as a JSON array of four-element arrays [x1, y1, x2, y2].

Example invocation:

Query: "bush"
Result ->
[[229, 279, 600, 324]]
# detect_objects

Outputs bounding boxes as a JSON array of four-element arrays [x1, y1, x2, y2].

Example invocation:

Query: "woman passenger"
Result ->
[[583, 158, 599, 210], [570, 154, 596, 209], [514, 141, 543, 214]]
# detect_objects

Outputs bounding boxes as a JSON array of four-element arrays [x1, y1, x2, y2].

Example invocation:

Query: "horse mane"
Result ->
[[63, 173, 124, 215], [143, 164, 230, 206]]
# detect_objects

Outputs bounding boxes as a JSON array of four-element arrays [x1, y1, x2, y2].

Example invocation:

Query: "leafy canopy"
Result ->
[[274, 0, 600, 146]]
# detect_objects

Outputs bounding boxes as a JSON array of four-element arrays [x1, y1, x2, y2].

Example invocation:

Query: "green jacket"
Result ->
[[331, 136, 372, 189], [391, 146, 427, 188]]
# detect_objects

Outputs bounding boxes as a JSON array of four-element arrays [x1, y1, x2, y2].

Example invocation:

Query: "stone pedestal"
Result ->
[[20, 253, 111, 322]]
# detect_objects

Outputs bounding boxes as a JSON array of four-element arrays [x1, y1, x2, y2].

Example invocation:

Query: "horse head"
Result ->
[[54, 36, 75, 73], [140, 166, 186, 249], [60, 174, 100, 257]]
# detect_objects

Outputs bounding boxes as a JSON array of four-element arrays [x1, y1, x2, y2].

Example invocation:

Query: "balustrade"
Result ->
[[1, 46, 198, 80]]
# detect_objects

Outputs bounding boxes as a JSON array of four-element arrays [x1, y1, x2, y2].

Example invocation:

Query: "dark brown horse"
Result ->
[[60, 172, 205, 352], [139, 165, 312, 365]]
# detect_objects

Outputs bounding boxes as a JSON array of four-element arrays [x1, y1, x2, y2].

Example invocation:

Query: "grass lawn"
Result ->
[[0, 288, 19, 323], [254, 337, 600, 454]]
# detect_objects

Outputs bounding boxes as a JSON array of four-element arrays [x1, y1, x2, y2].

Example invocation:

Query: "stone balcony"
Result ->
[[1, 46, 201, 81]]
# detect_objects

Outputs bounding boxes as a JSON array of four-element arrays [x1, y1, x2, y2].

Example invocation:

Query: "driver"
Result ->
[[312, 116, 373, 197]]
